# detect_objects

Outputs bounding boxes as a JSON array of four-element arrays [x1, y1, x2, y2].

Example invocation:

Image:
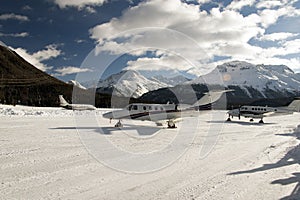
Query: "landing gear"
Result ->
[[167, 120, 176, 128], [114, 120, 123, 128], [259, 119, 264, 124], [226, 117, 231, 122]]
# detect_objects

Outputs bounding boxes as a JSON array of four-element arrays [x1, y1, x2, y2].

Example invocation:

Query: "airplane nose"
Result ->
[[103, 111, 113, 119]]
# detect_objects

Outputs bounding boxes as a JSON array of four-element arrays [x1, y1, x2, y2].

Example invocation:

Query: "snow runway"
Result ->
[[1, 105, 300, 199]]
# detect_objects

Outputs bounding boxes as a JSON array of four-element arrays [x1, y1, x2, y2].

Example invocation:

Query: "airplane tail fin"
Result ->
[[59, 95, 69, 107], [193, 90, 233, 107], [287, 98, 300, 112]]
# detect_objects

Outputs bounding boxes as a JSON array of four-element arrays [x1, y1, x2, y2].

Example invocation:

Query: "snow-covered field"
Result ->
[[1, 104, 300, 199]]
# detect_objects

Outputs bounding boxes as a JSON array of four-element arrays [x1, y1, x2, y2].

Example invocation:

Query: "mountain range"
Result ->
[[189, 61, 300, 98], [95, 70, 190, 98], [93, 61, 300, 105], [1, 42, 299, 108]]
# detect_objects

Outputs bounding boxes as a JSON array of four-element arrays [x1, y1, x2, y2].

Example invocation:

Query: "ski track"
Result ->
[[0, 105, 300, 199]]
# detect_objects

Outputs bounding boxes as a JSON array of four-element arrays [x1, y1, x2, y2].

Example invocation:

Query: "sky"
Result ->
[[1, 0, 300, 82]]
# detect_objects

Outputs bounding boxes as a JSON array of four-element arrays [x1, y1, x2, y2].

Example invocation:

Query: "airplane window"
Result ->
[[155, 107, 158, 111], [245, 107, 248, 110], [160, 107, 164, 111], [127, 105, 132, 111], [275, 109, 277, 111], [149, 106, 152, 110], [264, 108, 266, 111], [133, 105, 138, 110], [143, 106, 147, 111], [252, 108, 254, 110]]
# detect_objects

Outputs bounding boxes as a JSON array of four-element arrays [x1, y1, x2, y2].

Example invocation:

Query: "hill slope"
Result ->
[[0, 45, 73, 106]]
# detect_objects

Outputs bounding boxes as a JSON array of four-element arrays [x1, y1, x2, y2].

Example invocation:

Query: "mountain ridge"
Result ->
[[0, 45, 74, 106]]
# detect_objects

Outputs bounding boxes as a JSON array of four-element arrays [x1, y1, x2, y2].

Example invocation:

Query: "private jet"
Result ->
[[103, 90, 230, 128], [227, 98, 300, 123], [59, 95, 96, 110]]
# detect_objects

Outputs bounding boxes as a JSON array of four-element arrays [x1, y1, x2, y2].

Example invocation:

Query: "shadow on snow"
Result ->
[[228, 125, 300, 199], [50, 124, 163, 136]]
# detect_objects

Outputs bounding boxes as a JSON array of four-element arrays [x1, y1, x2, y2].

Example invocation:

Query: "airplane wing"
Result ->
[[263, 111, 293, 117]]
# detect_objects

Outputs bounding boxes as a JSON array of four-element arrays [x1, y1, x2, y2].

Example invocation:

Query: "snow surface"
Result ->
[[1, 104, 300, 199]]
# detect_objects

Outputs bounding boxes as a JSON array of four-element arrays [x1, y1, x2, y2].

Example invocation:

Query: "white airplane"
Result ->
[[102, 90, 230, 128], [227, 98, 300, 123], [59, 95, 96, 110]]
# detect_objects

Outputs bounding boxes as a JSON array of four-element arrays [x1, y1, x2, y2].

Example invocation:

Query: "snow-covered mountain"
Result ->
[[67, 80, 86, 90], [189, 61, 300, 97], [96, 70, 171, 98], [149, 75, 190, 86]]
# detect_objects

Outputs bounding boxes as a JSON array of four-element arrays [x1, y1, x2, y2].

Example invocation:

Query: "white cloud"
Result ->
[[256, 0, 299, 9], [32, 44, 61, 61], [258, 6, 300, 28], [226, 0, 256, 11], [53, 0, 106, 9], [256, 0, 282, 9], [75, 39, 86, 43], [11, 44, 61, 71], [125, 53, 198, 73], [259, 32, 298, 41], [0, 32, 29, 38], [89, 0, 300, 75], [0, 13, 29, 21], [22, 5, 33, 11], [54, 66, 92, 76], [197, 0, 210, 4], [85, 6, 97, 13]]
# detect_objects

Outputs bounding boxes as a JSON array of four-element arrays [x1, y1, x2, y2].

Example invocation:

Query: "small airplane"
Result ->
[[59, 95, 96, 110], [103, 90, 231, 128], [227, 98, 300, 123]]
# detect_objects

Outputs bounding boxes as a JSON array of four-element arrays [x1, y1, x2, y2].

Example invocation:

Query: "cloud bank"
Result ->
[[89, 0, 300, 75]]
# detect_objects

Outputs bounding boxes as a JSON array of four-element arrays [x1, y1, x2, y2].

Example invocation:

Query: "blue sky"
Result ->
[[1, 0, 300, 82]]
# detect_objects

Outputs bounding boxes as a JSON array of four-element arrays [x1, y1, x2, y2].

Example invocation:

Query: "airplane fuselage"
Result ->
[[62, 104, 96, 110], [228, 105, 292, 120], [102, 103, 203, 122]]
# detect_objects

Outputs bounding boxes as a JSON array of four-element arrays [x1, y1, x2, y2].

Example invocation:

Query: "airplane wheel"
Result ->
[[115, 121, 123, 128], [259, 119, 264, 124], [167, 121, 176, 129], [226, 118, 231, 122], [168, 125, 176, 129]]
